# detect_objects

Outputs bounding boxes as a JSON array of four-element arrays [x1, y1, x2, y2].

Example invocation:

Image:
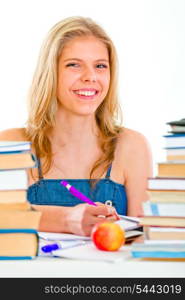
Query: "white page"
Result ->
[[150, 227, 185, 232], [144, 240, 185, 245], [125, 230, 143, 239], [39, 230, 142, 242], [0, 141, 31, 152], [0, 169, 28, 190], [115, 218, 141, 231], [119, 215, 140, 222], [52, 241, 132, 263], [38, 231, 91, 241]]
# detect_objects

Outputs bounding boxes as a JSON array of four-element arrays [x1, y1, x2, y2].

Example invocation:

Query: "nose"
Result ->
[[81, 66, 97, 83]]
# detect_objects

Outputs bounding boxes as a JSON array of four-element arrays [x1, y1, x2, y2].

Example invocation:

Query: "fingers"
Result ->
[[87, 212, 118, 227], [105, 215, 119, 222], [83, 214, 119, 236], [81, 203, 120, 221], [110, 208, 121, 220], [90, 203, 114, 216], [99, 202, 120, 220], [79, 215, 105, 236], [71, 203, 120, 236]]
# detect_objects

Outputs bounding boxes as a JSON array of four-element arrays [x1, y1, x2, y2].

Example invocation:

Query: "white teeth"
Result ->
[[74, 90, 96, 96]]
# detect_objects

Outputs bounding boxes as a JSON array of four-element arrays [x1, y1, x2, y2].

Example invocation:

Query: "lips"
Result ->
[[73, 88, 99, 99]]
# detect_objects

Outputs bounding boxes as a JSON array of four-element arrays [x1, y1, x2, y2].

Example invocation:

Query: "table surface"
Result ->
[[0, 251, 185, 278]]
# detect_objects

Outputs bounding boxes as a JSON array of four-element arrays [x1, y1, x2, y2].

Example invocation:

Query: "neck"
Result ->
[[49, 109, 100, 149]]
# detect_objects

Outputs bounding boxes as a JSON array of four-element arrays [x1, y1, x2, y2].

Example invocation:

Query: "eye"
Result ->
[[96, 64, 108, 69], [66, 63, 80, 68]]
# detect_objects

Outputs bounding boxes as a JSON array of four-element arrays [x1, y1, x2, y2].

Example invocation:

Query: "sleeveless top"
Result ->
[[27, 159, 127, 215]]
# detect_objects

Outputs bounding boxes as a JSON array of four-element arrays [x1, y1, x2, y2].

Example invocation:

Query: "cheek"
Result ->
[[57, 79, 71, 99], [58, 72, 80, 94], [102, 75, 110, 94]]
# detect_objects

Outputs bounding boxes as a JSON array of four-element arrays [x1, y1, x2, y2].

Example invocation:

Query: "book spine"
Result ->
[[0, 256, 34, 260], [0, 150, 31, 154], [0, 229, 38, 234], [131, 251, 185, 258]]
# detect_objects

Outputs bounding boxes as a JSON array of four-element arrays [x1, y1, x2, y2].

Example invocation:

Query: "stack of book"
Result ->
[[158, 118, 185, 176], [0, 141, 41, 259], [131, 119, 185, 259]]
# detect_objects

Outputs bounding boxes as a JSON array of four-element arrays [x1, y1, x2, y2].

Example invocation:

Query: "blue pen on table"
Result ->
[[60, 180, 97, 206], [41, 240, 86, 253]]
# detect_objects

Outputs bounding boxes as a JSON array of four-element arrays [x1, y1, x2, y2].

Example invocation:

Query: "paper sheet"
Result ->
[[39, 231, 91, 241], [115, 216, 141, 231], [38, 230, 143, 259], [52, 241, 132, 263]]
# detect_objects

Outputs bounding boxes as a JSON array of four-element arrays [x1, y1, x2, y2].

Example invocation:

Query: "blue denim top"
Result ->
[[27, 159, 127, 215]]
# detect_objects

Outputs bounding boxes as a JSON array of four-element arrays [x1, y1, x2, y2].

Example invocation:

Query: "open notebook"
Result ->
[[116, 215, 141, 231]]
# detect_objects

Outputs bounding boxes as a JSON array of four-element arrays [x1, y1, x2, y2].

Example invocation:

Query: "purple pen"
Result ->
[[60, 180, 97, 206]]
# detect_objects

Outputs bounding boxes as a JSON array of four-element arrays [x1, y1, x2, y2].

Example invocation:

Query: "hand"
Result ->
[[95, 202, 120, 221], [64, 203, 119, 236]]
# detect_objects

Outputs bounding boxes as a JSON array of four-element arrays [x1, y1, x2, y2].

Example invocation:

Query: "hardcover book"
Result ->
[[147, 189, 185, 203], [139, 216, 185, 228], [0, 152, 37, 169], [144, 226, 185, 241], [167, 118, 185, 126], [142, 200, 185, 217], [0, 169, 28, 190], [0, 141, 31, 153], [157, 161, 185, 177], [131, 240, 185, 259], [165, 147, 185, 161], [0, 209, 41, 229], [0, 190, 27, 204], [163, 133, 185, 148], [0, 229, 39, 259], [148, 177, 185, 190]]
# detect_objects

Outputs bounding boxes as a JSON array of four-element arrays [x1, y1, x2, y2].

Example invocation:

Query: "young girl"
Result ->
[[0, 16, 153, 236]]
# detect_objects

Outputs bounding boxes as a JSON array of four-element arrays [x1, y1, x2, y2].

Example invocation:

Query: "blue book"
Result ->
[[132, 251, 185, 259], [142, 201, 185, 217], [0, 141, 31, 154], [163, 134, 185, 148], [164, 146, 185, 149], [163, 133, 185, 137], [0, 229, 39, 260], [131, 241, 185, 259]]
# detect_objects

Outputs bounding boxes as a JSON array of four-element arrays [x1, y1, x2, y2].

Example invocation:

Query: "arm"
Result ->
[[32, 203, 118, 236], [119, 129, 153, 217]]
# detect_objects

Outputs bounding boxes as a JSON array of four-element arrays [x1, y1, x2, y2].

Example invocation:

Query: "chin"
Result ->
[[75, 110, 96, 117], [74, 106, 98, 116]]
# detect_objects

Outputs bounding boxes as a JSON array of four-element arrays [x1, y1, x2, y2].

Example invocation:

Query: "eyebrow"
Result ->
[[63, 58, 109, 63]]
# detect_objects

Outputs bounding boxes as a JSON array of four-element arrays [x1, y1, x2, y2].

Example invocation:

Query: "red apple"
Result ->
[[91, 222, 125, 251]]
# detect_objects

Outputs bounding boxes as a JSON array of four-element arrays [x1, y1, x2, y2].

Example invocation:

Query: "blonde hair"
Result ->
[[26, 16, 123, 180]]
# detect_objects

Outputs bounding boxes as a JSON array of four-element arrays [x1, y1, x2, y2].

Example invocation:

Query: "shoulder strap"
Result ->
[[105, 164, 112, 179], [37, 157, 44, 180]]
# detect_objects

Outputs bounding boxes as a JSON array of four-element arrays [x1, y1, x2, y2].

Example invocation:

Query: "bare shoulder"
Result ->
[[115, 127, 153, 172], [117, 127, 151, 152], [0, 128, 27, 141]]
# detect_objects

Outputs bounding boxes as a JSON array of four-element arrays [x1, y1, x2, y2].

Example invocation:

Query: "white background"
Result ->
[[0, 0, 185, 175]]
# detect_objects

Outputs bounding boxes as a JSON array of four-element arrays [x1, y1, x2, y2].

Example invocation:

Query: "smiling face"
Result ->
[[57, 35, 110, 116]]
